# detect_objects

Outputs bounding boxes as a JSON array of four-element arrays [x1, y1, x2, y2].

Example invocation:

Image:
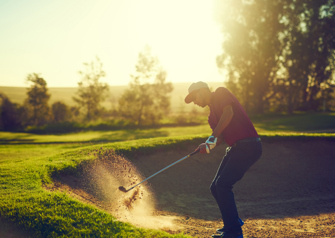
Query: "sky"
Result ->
[[0, 0, 224, 87]]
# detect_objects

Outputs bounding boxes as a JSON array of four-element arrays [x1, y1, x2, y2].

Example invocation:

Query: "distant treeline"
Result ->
[[0, 47, 201, 132]]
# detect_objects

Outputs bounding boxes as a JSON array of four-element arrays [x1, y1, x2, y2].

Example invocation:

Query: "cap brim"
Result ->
[[184, 90, 197, 104]]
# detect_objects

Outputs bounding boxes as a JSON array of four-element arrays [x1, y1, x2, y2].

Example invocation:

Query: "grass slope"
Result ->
[[0, 136, 207, 237]]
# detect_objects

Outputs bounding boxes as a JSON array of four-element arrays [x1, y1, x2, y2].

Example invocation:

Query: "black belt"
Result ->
[[231, 137, 261, 147]]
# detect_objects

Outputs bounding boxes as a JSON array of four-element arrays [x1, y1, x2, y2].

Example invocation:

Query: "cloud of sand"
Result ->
[[81, 150, 180, 231]]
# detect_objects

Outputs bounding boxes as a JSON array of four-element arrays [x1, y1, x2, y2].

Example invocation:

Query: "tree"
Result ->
[[73, 57, 109, 121], [215, 0, 286, 114], [51, 101, 71, 122], [277, 0, 335, 113], [118, 46, 173, 125], [214, 0, 335, 113], [26, 73, 50, 125]]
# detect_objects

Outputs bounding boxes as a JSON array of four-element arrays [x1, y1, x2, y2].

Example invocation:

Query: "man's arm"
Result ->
[[197, 104, 234, 153], [212, 104, 234, 138]]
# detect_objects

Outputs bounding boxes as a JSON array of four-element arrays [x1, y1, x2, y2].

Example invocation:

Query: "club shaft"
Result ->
[[126, 149, 199, 191]]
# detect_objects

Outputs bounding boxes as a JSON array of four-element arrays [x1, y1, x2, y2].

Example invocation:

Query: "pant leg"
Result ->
[[210, 146, 231, 204], [210, 141, 262, 232]]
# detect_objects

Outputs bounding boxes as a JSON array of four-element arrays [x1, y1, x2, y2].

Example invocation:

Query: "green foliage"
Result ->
[[26, 73, 51, 126], [118, 46, 174, 125], [73, 57, 109, 121]]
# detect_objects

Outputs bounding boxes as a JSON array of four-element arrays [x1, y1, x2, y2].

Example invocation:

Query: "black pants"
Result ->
[[210, 139, 262, 232]]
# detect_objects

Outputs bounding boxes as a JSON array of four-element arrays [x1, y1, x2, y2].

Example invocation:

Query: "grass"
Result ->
[[0, 112, 335, 237], [0, 125, 211, 144], [0, 144, 84, 163]]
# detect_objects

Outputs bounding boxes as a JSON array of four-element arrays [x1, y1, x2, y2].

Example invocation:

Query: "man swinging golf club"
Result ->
[[185, 82, 262, 238]]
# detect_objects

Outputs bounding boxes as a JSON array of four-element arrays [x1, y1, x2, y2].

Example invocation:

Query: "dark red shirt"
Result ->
[[208, 87, 259, 146]]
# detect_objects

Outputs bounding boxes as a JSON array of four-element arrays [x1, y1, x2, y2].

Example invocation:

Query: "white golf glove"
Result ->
[[205, 136, 217, 153]]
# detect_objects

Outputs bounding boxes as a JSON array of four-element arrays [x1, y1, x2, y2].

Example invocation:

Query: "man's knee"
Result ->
[[211, 177, 233, 195], [215, 176, 234, 192]]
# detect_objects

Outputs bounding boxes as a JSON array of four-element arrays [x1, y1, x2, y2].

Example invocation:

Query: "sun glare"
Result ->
[[119, 0, 223, 83], [68, 0, 223, 86], [0, 0, 223, 87]]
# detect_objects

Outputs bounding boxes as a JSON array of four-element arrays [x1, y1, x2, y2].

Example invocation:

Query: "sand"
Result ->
[[47, 139, 335, 237]]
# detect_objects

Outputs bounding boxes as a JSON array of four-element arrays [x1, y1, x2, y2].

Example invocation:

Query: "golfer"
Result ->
[[185, 81, 262, 238]]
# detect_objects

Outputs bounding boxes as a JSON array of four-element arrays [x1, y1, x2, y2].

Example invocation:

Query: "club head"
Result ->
[[118, 186, 128, 193]]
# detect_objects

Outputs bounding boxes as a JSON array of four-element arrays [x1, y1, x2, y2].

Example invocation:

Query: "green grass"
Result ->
[[0, 144, 84, 162]]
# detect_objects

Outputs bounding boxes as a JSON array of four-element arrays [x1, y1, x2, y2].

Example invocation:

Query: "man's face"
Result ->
[[193, 89, 207, 108]]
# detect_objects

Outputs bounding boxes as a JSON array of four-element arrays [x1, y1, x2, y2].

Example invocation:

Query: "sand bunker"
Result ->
[[50, 149, 180, 231], [50, 139, 335, 237]]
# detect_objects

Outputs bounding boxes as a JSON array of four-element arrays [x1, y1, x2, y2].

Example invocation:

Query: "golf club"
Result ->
[[118, 148, 200, 193]]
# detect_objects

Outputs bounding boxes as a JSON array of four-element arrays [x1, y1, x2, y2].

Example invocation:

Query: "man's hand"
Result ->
[[206, 136, 217, 150], [197, 143, 210, 154], [197, 136, 217, 154]]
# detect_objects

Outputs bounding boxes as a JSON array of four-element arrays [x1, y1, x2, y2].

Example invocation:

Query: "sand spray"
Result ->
[[76, 148, 179, 230]]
